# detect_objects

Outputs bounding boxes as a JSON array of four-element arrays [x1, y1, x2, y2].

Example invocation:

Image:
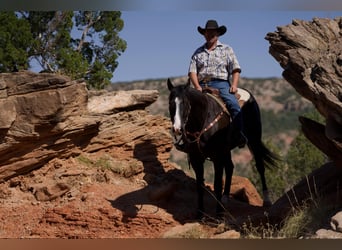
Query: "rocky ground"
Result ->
[[0, 152, 267, 238], [0, 156, 176, 238], [1, 152, 341, 239]]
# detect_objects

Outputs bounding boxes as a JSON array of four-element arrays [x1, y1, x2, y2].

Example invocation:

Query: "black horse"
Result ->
[[167, 78, 279, 217]]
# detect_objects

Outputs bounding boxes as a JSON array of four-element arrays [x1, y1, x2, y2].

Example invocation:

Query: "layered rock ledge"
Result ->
[[0, 71, 171, 182]]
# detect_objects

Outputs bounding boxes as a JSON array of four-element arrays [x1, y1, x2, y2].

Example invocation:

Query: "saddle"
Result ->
[[202, 86, 249, 110]]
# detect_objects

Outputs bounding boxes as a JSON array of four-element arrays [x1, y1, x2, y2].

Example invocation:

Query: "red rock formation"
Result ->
[[265, 17, 342, 165], [266, 17, 342, 224]]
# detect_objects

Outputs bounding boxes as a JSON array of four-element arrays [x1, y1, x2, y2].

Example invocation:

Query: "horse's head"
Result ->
[[167, 78, 191, 136]]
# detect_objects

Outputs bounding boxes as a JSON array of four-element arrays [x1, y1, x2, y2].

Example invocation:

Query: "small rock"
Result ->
[[315, 229, 342, 239], [31, 201, 40, 206], [9, 179, 21, 188], [212, 230, 240, 239], [162, 223, 206, 238], [215, 223, 227, 234], [330, 211, 342, 233], [81, 194, 88, 201], [34, 182, 70, 201]]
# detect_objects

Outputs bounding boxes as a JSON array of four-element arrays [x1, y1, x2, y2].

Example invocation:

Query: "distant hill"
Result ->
[[109, 76, 313, 138]]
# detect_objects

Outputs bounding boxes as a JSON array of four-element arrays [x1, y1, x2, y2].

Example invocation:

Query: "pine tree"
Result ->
[[0, 11, 127, 89], [0, 12, 33, 72], [285, 111, 326, 189]]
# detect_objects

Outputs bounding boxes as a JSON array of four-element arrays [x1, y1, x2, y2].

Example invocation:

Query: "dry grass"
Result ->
[[278, 197, 340, 238], [240, 187, 340, 239], [237, 174, 341, 239]]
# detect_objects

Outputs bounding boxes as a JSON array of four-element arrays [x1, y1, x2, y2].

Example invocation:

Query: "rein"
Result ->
[[186, 110, 225, 145]]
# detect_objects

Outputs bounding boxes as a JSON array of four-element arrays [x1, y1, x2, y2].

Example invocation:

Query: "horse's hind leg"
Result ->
[[213, 152, 234, 216], [244, 98, 272, 206], [248, 136, 272, 206], [254, 154, 272, 207]]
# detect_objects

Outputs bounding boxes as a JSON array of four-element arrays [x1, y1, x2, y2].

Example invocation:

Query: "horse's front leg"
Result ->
[[189, 154, 205, 218], [221, 153, 234, 208], [213, 161, 224, 215]]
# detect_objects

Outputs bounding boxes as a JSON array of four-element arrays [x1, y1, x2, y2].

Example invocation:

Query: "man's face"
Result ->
[[204, 29, 219, 44]]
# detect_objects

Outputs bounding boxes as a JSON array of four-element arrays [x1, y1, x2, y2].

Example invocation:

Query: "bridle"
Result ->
[[172, 93, 226, 153]]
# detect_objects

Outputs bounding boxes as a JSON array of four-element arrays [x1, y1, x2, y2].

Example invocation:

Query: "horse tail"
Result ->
[[257, 141, 281, 169], [242, 90, 281, 169]]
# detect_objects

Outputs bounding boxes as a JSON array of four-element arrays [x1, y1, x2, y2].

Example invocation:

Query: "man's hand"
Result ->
[[196, 86, 203, 92], [229, 85, 237, 94], [230, 71, 240, 94], [189, 72, 202, 92]]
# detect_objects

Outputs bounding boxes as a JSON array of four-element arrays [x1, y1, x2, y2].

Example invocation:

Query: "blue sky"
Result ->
[[6, 0, 339, 83], [112, 11, 341, 83]]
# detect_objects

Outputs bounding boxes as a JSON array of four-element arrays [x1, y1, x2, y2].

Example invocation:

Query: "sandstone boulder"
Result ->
[[87, 89, 158, 114], [265, 17, 342, 165], [265, 17, 342, 226]]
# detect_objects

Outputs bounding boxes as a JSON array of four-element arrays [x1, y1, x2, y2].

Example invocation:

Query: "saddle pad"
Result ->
[[236, 88, 251, 107]]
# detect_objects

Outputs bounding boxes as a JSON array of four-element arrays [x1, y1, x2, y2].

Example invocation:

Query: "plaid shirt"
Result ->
[[188, 40, 241, 82]]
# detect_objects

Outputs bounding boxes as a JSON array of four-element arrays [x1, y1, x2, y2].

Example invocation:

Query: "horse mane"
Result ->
[[186, 87, 224, 115]]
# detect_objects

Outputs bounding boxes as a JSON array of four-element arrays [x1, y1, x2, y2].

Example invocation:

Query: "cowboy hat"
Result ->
[[197, 20, 227, 36]]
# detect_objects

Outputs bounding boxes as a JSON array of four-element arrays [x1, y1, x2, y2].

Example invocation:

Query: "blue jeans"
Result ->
[[200, 80, 241, 119]]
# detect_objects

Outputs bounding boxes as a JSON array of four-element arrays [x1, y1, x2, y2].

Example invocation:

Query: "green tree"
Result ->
[[284, 110, 326, 189], [0, 11, 127, 89], [0, 12, 33, 71]]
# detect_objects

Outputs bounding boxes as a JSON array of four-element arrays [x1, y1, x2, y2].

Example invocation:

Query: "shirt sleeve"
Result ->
[[188, 54, 197, 74], [227, 46, 241, 74]]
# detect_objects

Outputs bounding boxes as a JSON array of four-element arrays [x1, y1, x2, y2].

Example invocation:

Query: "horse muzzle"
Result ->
[[172, 126, 182, 136]]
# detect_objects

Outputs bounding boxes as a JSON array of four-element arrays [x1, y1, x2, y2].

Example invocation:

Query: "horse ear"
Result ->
[[167, 78, 174, 91]]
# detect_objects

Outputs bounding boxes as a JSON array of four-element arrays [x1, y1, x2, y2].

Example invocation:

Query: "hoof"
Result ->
[[262, 191, 272, 207], [221, 194, 229, 206], [215, 211, 225, 220], [196, 210, 205, 220], [263, 200, 272, 207]]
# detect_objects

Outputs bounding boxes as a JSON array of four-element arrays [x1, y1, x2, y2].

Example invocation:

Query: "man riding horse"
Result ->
[[188, 19, 247, 148]]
